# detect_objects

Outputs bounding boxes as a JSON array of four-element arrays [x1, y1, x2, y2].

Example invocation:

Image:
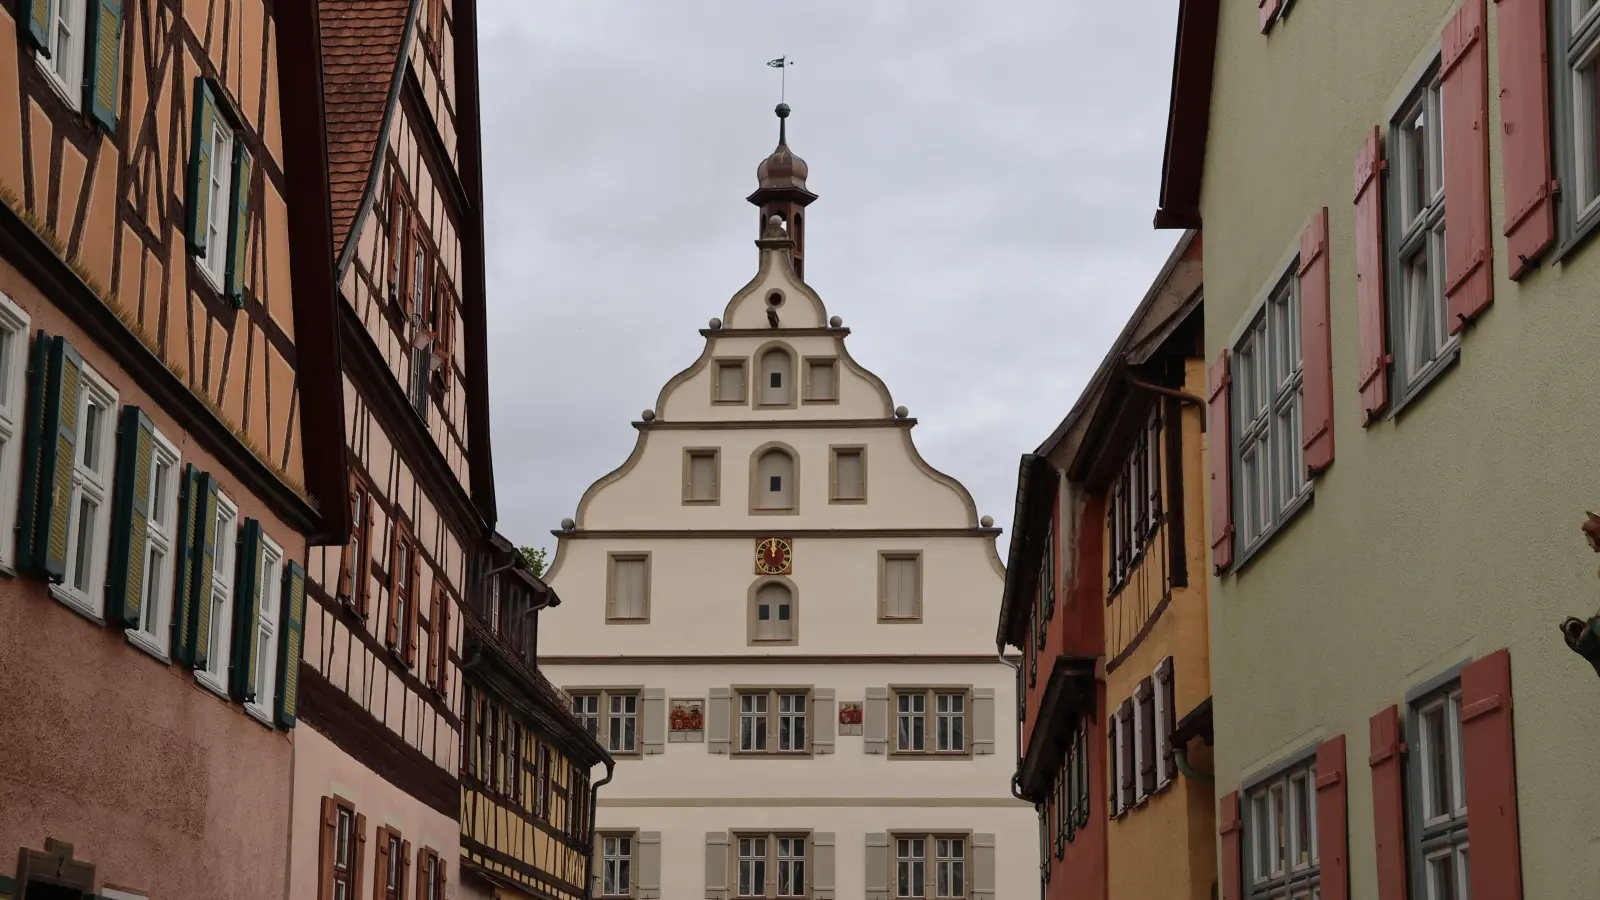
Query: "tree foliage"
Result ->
[[520, 546, 549, 579]]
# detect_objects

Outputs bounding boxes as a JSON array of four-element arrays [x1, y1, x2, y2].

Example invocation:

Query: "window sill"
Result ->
[[876, 616, 924, 625], [1387, 343, 1460, 422], [1556, 202, 1600, 266], [1229, 488, 1314, 576], [48, 585, 106, 627], [244, 704, 276, 729], [604, 617, 650, 625], [125, 630, 172, 665], [194, 671, 231, 701], [194, 255, 225, 295], [35, 55, 83, 115]]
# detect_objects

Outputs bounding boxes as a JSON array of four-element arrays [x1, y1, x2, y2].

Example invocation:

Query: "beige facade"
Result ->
[[542, 212, 1032, 899]]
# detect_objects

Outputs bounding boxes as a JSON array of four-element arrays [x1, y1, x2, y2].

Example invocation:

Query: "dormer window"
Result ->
[[757, 346, 794, 407]]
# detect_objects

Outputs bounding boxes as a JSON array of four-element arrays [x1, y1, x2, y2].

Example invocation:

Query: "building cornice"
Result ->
[[551, 527, 1001, 540], [542, 653, 1022, 666], [633, 418, 916, 431], [699, 327, 850, 338]]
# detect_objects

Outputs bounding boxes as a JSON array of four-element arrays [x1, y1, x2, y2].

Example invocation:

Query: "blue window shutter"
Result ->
[[38, 337, 83, 583], [185, 78, 216, 256], [230, 519, 263, 700], [276, 560, 306, 727], [171, 464, 203, 666], [84, 0, 122, 132], [224, 141, 252, 306], [186, 474, 219, 668], [19, 0, 53, 52], [16, 330, 55, 575], [105, 406, 154, 627]]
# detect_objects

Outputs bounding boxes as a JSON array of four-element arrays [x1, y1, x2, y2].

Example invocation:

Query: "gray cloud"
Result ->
[[478, 0, 1183, 559]]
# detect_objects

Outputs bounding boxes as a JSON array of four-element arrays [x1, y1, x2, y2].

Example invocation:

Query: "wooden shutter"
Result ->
[[1259, 0, 1280, 31], [1207, 351, 1233, 571], [84, 0, 122, 132], [189, 474, 220, 668], [812, 832, 835, 900], [171, 463, 203, 665], [1460, 648, 1524, 900], [426, 580, 441, 689], [317, 797, 336, 900], [352, 813, 368, 900], [1495, 0, 1555, 278], [435, 282, 455, 389], [20, 0, 53, 50], [1219, 791, 1243, 900], [704, 831, 729, 900], [643, 687, 666, 754], [1353, 127, 1390, 423], [1368, 705, 1407, 900], [405, 545, 421, 667], [638, 831, 662, 900], [1136, 678, 1155, 795], [864, 833, 889, 900], [186, 78, 217, 255], [230, 519, 264, 701], [1156, 657, 1176, 781], [972, 833, 996, 900], [339, 474, 360, 601], [276, 560, 306, 727], [812, 687, 836, 755], [1314, 735, 1349, 900], [1442, 0, 1494, 332], [106, 406, 154, 627], [224, 142, 252, 306], [972, 687, 995, 755], [16, 330, 51, 576], [436, 587, 449, 697], [374, 825, 390, 900], [400, 840, 412, 899], [388, 174, 407, 302], [1118, 699, 1135, 808], [864, 686, 889, 754], [707, 686, 731, 754], [1297, 207, 1335, 476], [1107, 714, 1120, 817], [386, 525, 403, 648], [18, 335, 84, 583]]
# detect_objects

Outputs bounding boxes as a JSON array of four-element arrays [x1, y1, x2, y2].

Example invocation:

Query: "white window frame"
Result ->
[[1233, 266, 1309, 554], [37, 0, 85, 110], [1244, 753, 1319, 899], [737, 834, 769, 898], [571, 692, 599, 739], [775, 835, 807, 898], [195, 489, 239, 694], [246, 533, 285, 722], [126, 427, 180, 659], [198, 119, 235, 290], [1388, 62, 1456, 403], [739, 692, 769, 753], [896, 691, 926, 752], [608, 692, 638, 754], [1153, 666, 1173, 789], [934, 836, 966, 899], [0, 295, 31, 570], [1409, 681, 1469, 900], [1565, 0, 1600, 218], [52, 362, 117, 619], [894, 836, 926, 900], [776, 692, 807, 752], [600, 833, 633, 898], [934, 691, 965, 753]]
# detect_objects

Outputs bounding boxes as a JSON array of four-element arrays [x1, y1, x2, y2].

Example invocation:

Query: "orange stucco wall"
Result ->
[[1102, 357, 1217, 900]]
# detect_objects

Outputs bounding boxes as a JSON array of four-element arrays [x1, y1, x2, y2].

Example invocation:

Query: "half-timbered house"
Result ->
[[0, 0, 347, 894]]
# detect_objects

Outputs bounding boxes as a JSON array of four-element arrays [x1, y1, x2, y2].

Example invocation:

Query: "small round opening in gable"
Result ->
[[766, 291, 785, 308]]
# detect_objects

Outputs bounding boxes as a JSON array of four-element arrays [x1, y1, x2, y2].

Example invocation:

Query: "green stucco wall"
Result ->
[[1199, 0, 1600, 897]]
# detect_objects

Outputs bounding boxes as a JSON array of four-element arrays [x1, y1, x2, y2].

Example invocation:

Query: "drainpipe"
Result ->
[[1121, 367, 1207, 432], [1173, 745, 1214, 784], [582, 758, 617, 898], [998, 647, 1045, 900]]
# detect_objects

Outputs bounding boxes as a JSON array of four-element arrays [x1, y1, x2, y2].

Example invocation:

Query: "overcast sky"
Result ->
[[476, 1, 1183, 561]]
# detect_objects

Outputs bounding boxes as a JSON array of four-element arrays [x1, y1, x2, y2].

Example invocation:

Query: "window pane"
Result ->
[[612, 558, 646, 618], [760, 350, 791, 404]]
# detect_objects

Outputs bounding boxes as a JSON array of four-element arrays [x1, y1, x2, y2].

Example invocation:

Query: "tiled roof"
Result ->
[[319, 0, 411, 260]]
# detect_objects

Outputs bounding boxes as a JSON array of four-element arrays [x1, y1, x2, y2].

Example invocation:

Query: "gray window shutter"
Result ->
[[639, 830, 662, 899], [643, 688, 666, 754], [812, 688, 835, 754], [864, 687, 888, 754], [865, 832, 889, 900], [812, 831, 835, 899], [973, 687, 996, 755], [972, 832, 996, 900], [708, 687, 732, 754], [705, 830, 729, 900]]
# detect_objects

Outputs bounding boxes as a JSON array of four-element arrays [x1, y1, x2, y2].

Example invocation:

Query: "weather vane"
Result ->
[[766, 56, 795, 103]]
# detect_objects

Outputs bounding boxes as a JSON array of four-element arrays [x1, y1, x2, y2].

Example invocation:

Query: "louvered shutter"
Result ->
[[15, 330, 52, 576], [171, 463, 203, 666], [1107, 714, 1120, 817], [1460, 648, 1524, 900], [17, 335, 83, 583], [188, 474, 220, 669], [84, 0, 122, 132], [864, 686, 888, 754], [338, 475, 358, 601], [864, 833, 888, 900], [812, 832, 835, 900], [1136, 678, 1155, 795], [638, 831, 662, 899], [105, 406, 154, 627], [435, 282, 455, 389], [276, 560, 306, 727], [436, 588, 449, 697], [704, 831, 729, 900], [1368, 705, 1407, 900], [351, 813, 368, 900], [972, 687, 995, 755], [1495, 0, 1555, 277], [643, 687, 666, 754], [426, 580, 441, 689], [386, 526, 402, 648], [186, 78, 217, 255], [707, 686, 731, 754], [405, 545, 421, 667], [1219, 792, 1243, 900], [1207, 351, 1233, 572], [374, 827, 391, 899], [224, 142, 252, 306], [20, 0, 52, 51], [1314, 735, 1349, 900], [1297, 207, 1335, 476], [401, 839, 412, 898], [1258, 0, 1279, 32], [1442, 0, 1494, 332], [1353, 127, 1390, 423], [972, 833, 996, 900], [1118, 699, 1135, 808], [388, 177, 407, 303], [317, 797, 337, 900], [812, 688, 835, 754], [230, 519, 263, 701], [1156, 657, 1176, 782]]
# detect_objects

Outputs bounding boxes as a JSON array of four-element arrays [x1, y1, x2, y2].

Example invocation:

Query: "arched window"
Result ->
[[750, 579, 796, 644], [758, 346, 793, 406], [754, 448, 796, 511]]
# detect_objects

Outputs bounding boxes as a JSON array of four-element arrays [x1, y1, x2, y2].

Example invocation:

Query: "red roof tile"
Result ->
[[319, 0, 412, 260]]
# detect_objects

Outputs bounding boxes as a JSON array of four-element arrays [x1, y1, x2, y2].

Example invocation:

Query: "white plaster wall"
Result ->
[[660, 334, 890, 421]]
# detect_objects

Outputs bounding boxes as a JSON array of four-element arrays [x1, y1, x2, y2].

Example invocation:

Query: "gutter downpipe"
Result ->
[[1173, 745, 1214, 783], [1121, 367, 1207, 432], [583, 759, 617, 899], [998, 647, 1045, 900]]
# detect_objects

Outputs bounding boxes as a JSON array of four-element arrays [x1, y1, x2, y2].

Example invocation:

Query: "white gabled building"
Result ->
[[542, 104, 1033, 900]]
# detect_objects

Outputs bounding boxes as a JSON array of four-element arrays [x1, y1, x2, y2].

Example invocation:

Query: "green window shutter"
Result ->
[[16, 330, 54, 575], [34, 336, 83, 583], [171, 464, 203, 665], [185, 78, 216, 256], [19, 0, 53, 53], [224, 143, 252, 306], [276, 560, 306, 727], [105, 406, 153, 627], [230, 518, 263, 700], [83, 0, 122, 132], [186, 473, 219, 668]]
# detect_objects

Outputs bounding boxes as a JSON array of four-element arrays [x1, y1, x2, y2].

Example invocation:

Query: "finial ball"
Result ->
[[981, 515, 995, 528], [775, 102, 791, 119], [768, 215, 785, 229], [560, 518, 575, 531], [641, 409, 656, 422], [709, 317, 723, 330], [829, 316, 843, 328], [894, 406, 909, 419]]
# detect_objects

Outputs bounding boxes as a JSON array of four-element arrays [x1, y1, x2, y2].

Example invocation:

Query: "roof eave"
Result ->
[[1154, 0, 1221, 230]]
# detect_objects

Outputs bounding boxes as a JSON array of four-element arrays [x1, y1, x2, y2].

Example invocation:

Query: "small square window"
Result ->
[[684, 448, 721, 504], [714, 360, 748, 404], [830, 446, 866, 503], [769, 475, 782, 492], [804, 357, 839, 402]]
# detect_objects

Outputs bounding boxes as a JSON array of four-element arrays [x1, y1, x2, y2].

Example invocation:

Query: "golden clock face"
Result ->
[[755, 537, 793, 575]]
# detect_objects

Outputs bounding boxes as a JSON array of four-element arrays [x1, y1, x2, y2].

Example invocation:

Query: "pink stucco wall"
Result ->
[[289, 725, 460, 900]]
